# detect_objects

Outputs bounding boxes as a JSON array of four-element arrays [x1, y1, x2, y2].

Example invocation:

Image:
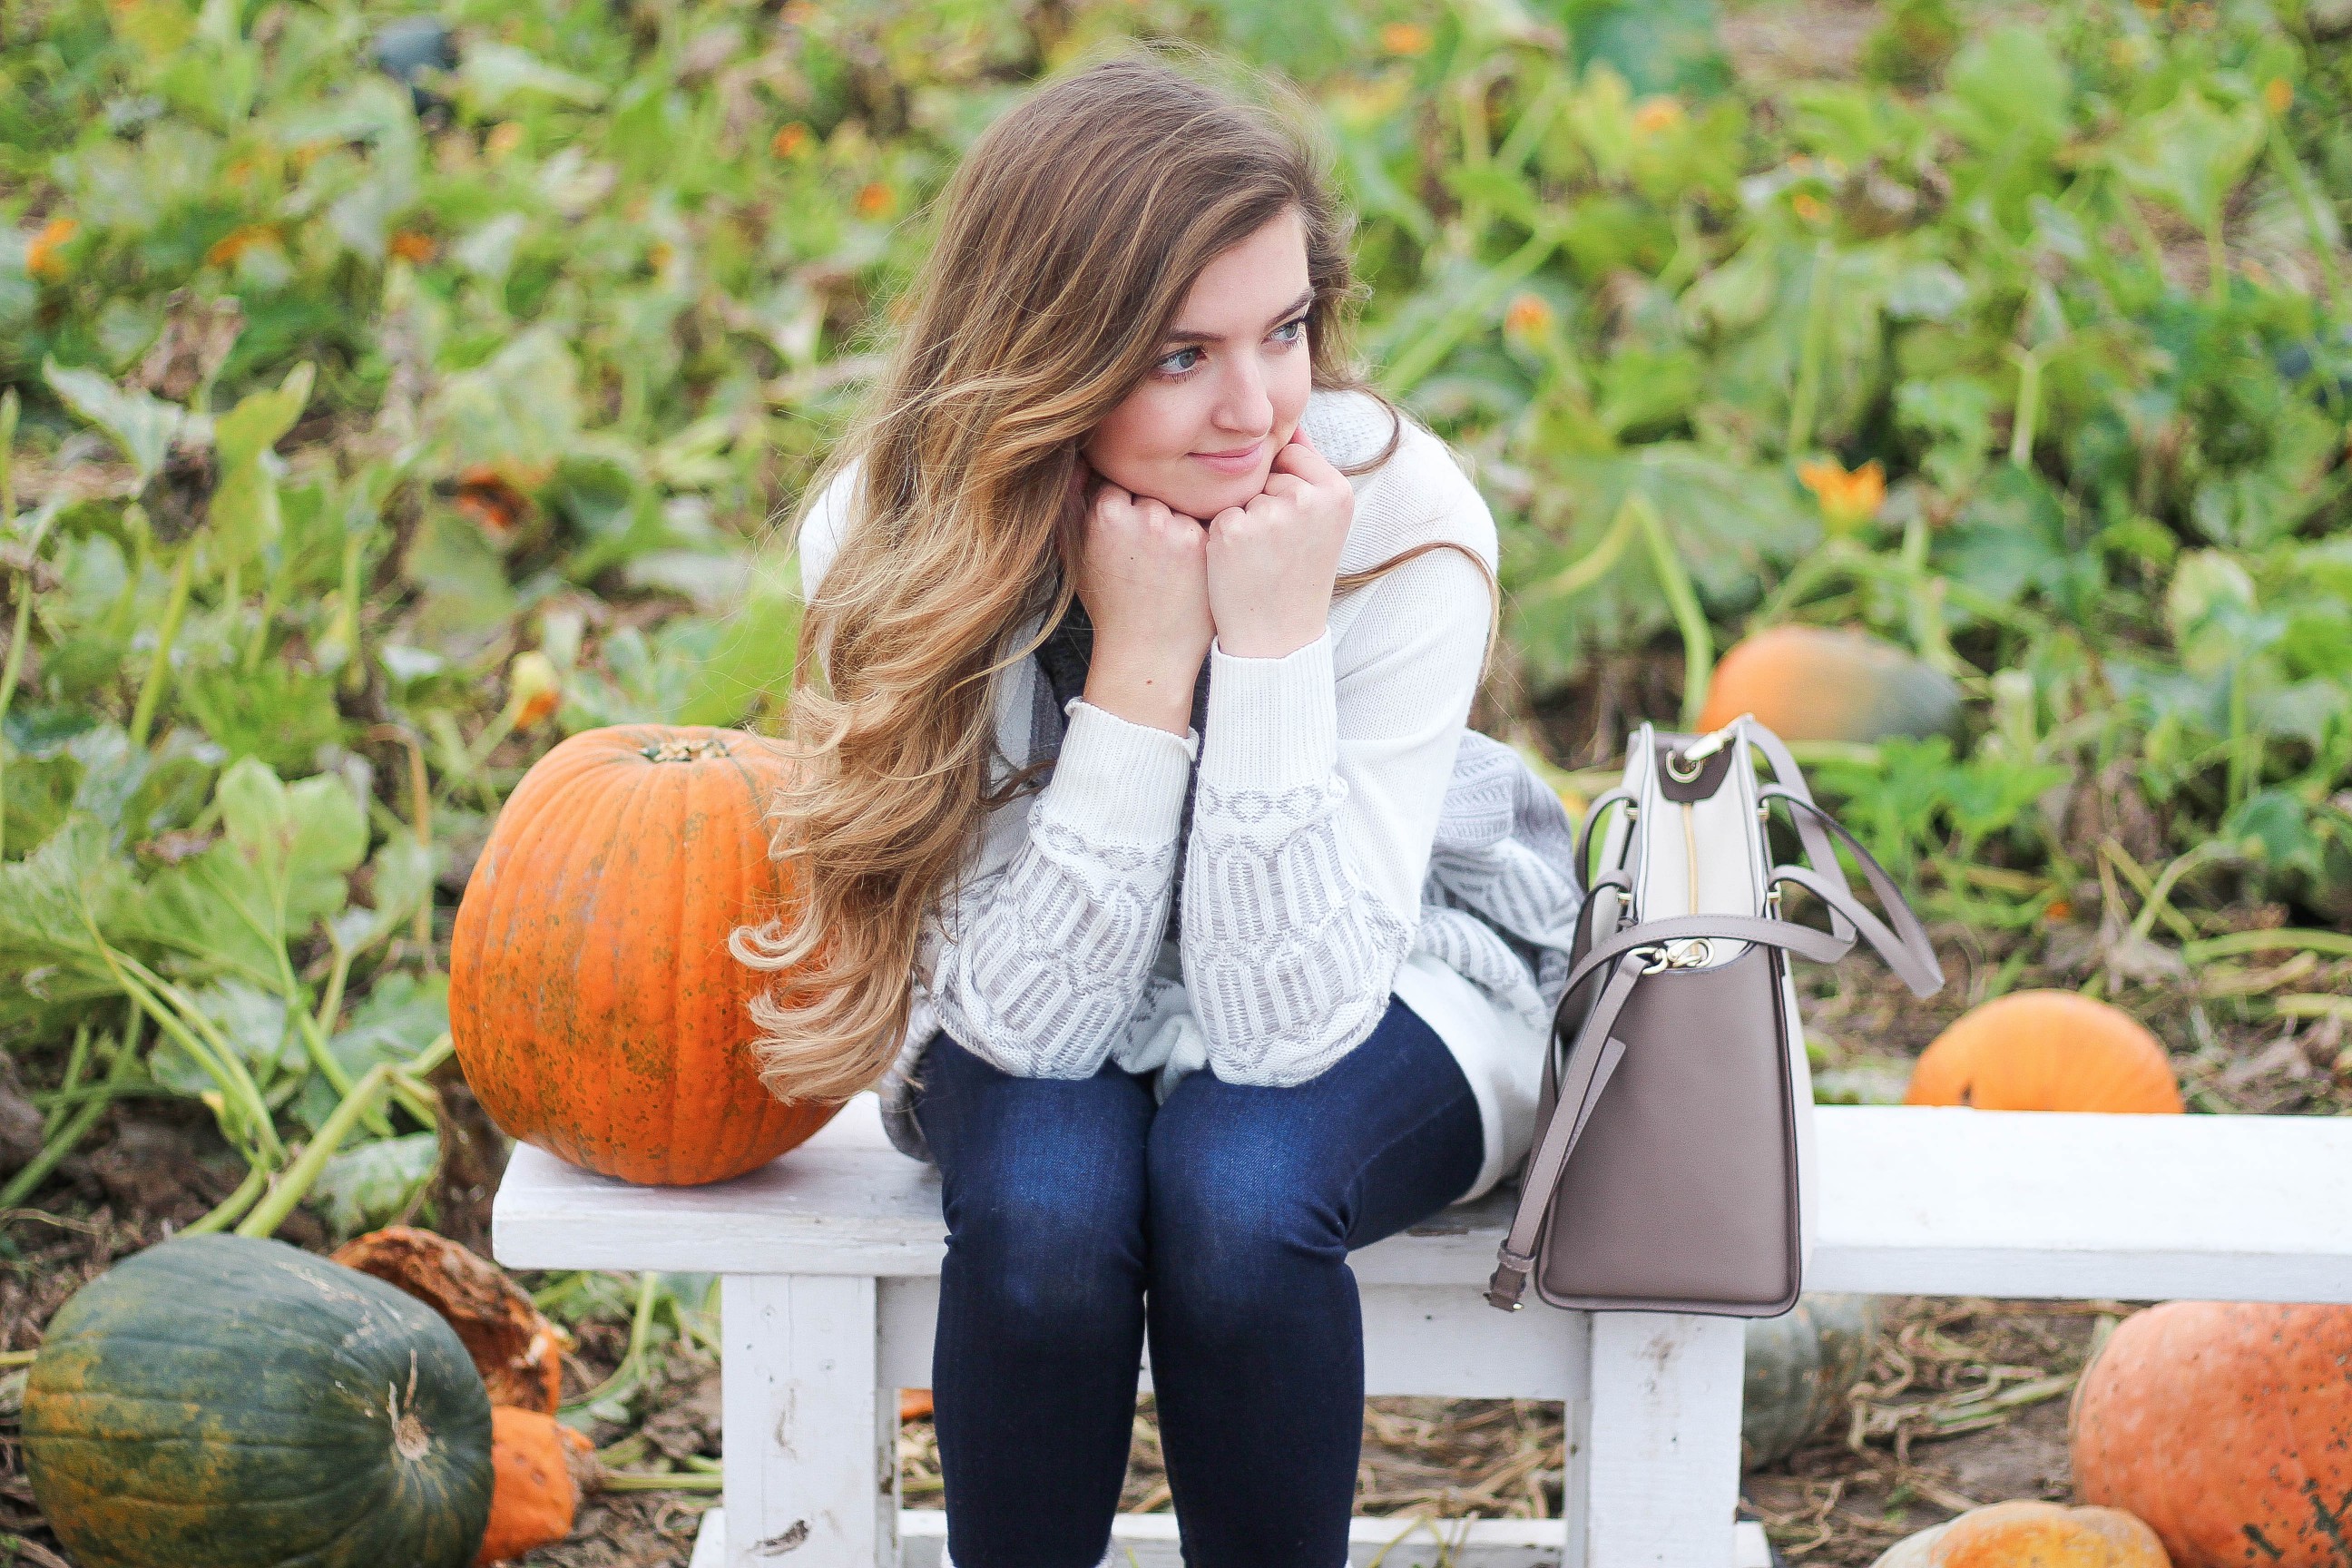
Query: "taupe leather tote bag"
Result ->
[[1485, 715, 1944, 1316]]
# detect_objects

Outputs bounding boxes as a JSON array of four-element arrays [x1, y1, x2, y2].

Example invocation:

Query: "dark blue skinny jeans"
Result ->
[[911, 994, 1485, 1568]]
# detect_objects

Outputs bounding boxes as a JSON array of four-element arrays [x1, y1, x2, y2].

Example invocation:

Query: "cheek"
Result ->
[[1088, 383, 1200, 471]]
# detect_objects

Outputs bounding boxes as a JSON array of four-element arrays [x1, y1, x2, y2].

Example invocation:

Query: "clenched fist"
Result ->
[[1074, 472, 1216, 739], [1202, 426, 1353, 660]]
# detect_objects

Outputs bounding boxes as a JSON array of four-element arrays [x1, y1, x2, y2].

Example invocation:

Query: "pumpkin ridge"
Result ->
[[459, 760, 619, 1146], [587, 750, 673, 1171]]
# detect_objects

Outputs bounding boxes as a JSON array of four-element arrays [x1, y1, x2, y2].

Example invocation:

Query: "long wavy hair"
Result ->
[[730, 43, 1502, 1103]]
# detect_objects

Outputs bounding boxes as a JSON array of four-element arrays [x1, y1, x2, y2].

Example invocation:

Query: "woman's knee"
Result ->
[[946, 1156, 1148, 1338]]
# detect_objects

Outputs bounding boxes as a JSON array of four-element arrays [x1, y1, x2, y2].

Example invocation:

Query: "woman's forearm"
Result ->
[[924, 695, 1193, 1078]]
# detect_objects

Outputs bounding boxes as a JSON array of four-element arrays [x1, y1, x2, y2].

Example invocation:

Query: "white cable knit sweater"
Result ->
[[794, 388, 1585, 1202]]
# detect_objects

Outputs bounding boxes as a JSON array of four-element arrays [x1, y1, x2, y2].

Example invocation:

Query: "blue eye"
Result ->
[[1156, 346, 1204, 377]]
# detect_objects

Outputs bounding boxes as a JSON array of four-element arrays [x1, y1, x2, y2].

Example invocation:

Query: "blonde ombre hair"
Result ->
[[731, 44, 1501, 1103]]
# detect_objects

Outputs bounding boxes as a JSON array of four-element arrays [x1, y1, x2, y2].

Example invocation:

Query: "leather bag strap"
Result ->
[[1485, 953, 1644, 1310], [1759, 789, 1944, 998]]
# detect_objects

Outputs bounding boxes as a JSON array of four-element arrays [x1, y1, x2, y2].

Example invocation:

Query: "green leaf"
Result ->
[[211, 361, 314, 472], [139, 760, 366, 982], [0, 816, 131, 1022], [150, 980, 300, 1097], [41, 357, 187, 484], [2107, 92, 2265, 230], [311, 1131, 438, 1240]]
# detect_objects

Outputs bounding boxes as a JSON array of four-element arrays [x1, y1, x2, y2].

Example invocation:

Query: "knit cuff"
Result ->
[[1037, 695, 1197, 845], [1201, 629, 1339, 790]]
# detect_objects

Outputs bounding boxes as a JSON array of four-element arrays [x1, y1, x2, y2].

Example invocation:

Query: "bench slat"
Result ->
[[494, 1099, 2352, 1303]]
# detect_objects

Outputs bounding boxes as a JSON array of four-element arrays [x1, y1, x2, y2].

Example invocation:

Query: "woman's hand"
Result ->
[[1204, 426, 1354, 659], [1074, 468, 1216, 738]]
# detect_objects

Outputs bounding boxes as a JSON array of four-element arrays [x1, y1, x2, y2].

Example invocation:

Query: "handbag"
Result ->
[[1484, 713, 1945, 1315]]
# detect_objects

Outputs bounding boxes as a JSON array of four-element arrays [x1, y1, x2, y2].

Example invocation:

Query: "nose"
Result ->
[[1212, 353, 1273, 441]]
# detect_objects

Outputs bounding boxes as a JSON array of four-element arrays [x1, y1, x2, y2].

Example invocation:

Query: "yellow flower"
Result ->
[[24, 216, 77, 280], [1632, 96, 1684, 135], [2264, 77, 2293, 116], [1791, 191, 1828, 225], [771, 122, 810, 159], [855, 181, 895, 219], [646, 240, 674, 273], [1797, 458, 1886, 534], [1379, 22, 1431, 55], [1503, 292, 1554, 340], [485, 121, 526, 161]]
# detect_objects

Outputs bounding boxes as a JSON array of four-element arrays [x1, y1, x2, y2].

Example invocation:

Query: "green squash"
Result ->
[[23, 1233, 494, 1568], [1741, 1291, 1880, 1469]]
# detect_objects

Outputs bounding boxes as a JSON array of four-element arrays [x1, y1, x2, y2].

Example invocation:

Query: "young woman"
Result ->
[[733, 44, 1583, 1568]]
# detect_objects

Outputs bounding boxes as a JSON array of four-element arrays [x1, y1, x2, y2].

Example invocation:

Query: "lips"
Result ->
[[1191, 439, 1263, 471]]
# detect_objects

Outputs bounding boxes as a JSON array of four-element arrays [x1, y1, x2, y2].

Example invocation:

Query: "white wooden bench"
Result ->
[[492, 1097, 2352, 1568]]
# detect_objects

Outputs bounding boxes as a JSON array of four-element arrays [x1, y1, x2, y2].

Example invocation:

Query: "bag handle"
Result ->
[[1760, 788, 1944, 999]]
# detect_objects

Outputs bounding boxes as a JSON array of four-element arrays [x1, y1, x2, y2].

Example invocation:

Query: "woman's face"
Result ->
[[1081, 206, 1315, 520]]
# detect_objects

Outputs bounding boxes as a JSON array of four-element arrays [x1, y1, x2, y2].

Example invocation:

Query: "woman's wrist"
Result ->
[[1081, 644, 1201, 737]]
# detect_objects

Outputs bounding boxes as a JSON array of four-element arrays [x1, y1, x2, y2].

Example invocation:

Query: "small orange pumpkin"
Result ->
[[450, 725, 840, 1185], [472, 1406, 593, 1566], [1697, 624, 1961, 742], [1871, 1502, 2171, 1566], [2072, 1302, 2352, 1566], [1904, 991, 2183, 1113]]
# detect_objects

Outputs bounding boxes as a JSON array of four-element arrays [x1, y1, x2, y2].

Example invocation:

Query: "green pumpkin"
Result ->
[[1741, 1291, 1880, 1469], [23, 1233, 494, 1568]]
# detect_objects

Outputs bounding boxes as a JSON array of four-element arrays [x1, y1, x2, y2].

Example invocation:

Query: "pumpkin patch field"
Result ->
[[3, 0, 2349, 1560]]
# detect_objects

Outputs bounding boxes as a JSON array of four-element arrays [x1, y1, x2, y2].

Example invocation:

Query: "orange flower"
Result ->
[[25, 216, 77, 280], [507, 652, 563, 729], [855, 181, 894, 219], [1632, 96, 1684, 135], [2264, 77, 2293, 116], [204, 223, 278, 268], [388, 230, 437, 264], [452, 465, 536, 539], [1503, 292, 1554, 339], [2043, 898, 2073, 924], [485, 121, 526, 161], [771, 122, 810, 159], [1790, 191, 1828, 225], [1379, 22, 1431, 54], [1797, 457, 1886, 534]]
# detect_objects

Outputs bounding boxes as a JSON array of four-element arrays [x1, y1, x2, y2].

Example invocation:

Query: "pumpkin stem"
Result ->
[[640, 737, 729, 763]]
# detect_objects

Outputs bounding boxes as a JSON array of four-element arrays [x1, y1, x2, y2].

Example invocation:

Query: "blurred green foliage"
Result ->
[[2, 0, 2349, 1228]]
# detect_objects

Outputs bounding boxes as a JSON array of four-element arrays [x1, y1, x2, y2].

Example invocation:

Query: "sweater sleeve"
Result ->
[[793, 460, 1200, 1080], [1179, 540, 1493, 1086], [919, 693, 1197, 1078]]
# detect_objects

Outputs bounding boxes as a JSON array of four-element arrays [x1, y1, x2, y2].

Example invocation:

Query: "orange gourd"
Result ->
[[472, 1406, 593, 1566], [1933, 1503, 2169, 1566], [1697, 624, 1961, 742], [450, 725, 839, 1185], [1904, 991, 2183, 1113], [2072, 1302, 2352, 1567]]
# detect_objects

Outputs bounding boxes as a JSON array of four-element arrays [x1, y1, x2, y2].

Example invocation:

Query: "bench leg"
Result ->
[[1571, 1311, 1745, 1567], [720, 1275, 900, 1568]]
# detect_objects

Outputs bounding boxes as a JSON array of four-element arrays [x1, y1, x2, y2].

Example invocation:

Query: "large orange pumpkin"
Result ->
[[2072, 1302, 2352, 1566], [450, 725, 838, 1184], [1904, 991, 2183, 1113], [1871, 1502, 2171, 1567], [1697, 624, 1962, 741]]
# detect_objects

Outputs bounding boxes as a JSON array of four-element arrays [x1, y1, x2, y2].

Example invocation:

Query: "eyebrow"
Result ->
[[1161, 287, 1315, 346]]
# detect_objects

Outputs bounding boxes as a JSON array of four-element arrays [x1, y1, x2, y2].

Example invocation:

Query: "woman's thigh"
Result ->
[[913, 1032, 1159, 1307], [1146, 996, 1485, 1266]]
